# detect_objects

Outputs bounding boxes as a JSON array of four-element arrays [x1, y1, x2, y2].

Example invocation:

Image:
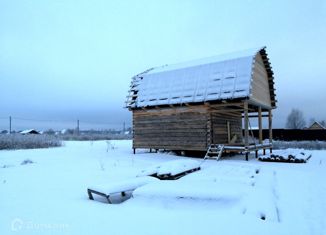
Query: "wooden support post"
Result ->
[[227, 121, 231, 144], [244, 101, 249, 161], [258, 107, 262, 144], [207, 113, 212, 147], [133, 148, 136, 154], [244, 101, 249, 153], [255, 150, 258, 159], [268, 109, 273, 153], [150, 148, 152, 153], [263, 149, 266, 155]]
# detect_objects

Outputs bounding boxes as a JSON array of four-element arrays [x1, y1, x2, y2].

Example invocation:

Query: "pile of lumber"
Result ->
[[137, 159, 201, 180], [258, 150, 311, 163]]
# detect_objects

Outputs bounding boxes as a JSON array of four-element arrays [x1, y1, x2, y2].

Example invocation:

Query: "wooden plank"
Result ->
[[250, 53, 272, 107], [133, 142, 207, 148], [134, 134, 207, 139], [133, 145, 207, 151], [133, 129, 208, 134], [258, 106, 263, 144], [209, 102, 244, 109], [210, 110, 243, 117], [133, 106, 208, 116], [134, 117, 207, 124], [134, 115, 207, 122], [134, 123, 207, 129]]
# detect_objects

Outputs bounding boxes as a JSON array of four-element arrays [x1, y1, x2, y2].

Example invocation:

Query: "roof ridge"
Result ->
[[146, 46, 266, 75]]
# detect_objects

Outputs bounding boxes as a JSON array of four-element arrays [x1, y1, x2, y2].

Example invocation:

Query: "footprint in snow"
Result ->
[[21, 159, 34, 165]]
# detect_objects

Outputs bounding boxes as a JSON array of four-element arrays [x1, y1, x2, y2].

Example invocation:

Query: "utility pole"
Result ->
[[77, 119, 80, 135], [9, 116, 12, 134]]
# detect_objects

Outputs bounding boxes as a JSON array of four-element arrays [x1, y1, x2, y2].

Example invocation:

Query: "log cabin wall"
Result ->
[[132, 105, 244, 152], [211, 112, 243, 145], [132, 106, 209, 151]]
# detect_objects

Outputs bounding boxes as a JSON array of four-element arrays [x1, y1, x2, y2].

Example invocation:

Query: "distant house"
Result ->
[[20, 129, 40, 135], [126, 47, 276, 160], [308, 121, 325, 130]]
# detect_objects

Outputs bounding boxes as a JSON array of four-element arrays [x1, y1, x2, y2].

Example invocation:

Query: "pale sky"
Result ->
[[0, 0, 325, 130]]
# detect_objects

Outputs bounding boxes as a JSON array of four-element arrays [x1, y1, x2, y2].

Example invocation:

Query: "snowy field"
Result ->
[[0, 140, 325, 235]]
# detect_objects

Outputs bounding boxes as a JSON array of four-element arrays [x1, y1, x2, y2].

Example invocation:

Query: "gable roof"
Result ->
[[308, 121, 325, 129], [126, 47, 276, 109], [20, 129, 40, 134]]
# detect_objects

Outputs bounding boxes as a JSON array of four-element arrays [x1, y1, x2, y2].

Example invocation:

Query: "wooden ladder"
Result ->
[[204, 144, 225, 161]]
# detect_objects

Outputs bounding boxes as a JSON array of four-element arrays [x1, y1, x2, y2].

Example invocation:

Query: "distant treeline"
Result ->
[[0, 134, 62, 150], [60, 133, 132, 141], [0, 128, 132, 142], [1, 128, 131, 135]]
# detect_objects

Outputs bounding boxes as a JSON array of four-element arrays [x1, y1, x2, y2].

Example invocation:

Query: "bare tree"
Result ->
[[308, 118, 316, 126], [286, 109, 306, 129]]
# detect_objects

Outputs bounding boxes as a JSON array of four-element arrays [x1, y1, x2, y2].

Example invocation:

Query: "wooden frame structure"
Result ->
[[126, 47, 277, 160], [131, 100, 273, 160]]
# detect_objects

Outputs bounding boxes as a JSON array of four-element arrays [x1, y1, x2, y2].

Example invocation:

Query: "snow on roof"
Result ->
[[20, 129, 40, 134], [309, 121, 325, 129], [126, 47, 268, 108], [147, 47, 263, 75]]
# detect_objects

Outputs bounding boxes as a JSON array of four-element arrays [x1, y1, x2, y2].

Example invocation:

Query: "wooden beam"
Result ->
[[242, 114, 269, 118], [209, 102, 244, 109], [244, 100, 249, 149], [210, 107, 243, 112], [247, 99, 272, 111], [210, 109, 242, 117], [258, 107, 263, 144], [268, 109, 273, 147], [227, 121, 231, 144], [207, 113, 212, 146]]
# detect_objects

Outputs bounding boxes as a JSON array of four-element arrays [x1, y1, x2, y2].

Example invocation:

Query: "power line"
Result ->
[[11, 117, 69, 123], [10, 116, 122, 125], [0, 116, 129, 131]]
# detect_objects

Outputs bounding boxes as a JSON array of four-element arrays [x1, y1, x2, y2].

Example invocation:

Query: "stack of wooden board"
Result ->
[[258, 150, 312, 163], [137, 159, 201, 180]]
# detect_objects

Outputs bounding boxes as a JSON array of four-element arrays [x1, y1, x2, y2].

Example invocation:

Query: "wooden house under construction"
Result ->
[[126, 47, 276, 160]]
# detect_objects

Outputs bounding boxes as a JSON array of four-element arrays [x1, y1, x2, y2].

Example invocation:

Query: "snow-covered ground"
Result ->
[[0, 140, 325, 235]]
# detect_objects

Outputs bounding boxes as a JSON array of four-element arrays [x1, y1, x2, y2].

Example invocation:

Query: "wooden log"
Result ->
[[258, 106, 263, 144], [269, 109, 273, 145], [244, 101, 249, 148]]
